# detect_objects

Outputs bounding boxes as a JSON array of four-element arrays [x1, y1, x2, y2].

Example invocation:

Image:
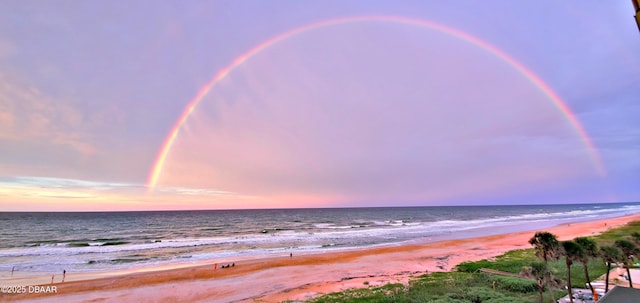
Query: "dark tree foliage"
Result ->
[[520, 261, 557, 303], [615, 239, 639, 288], [529, 232, 560, 264], [599, 245, 621, 293], [575, 237, 598, 295], [561, 240, 583, 303]]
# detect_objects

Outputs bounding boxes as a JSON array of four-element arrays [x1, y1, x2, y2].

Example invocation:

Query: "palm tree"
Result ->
[[529, 231, 560, 264], [561, 240, 583, 303], [599, 245, 621, 293], [615, 239, 639, 288], [521, 261, 557, 303], [575, 237, 598, 296]]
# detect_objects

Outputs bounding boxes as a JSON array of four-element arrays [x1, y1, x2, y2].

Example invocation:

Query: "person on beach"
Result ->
[[214, 263, 217, 270], [11, 266, 14, 277], [51, 275, 54, 284], [62, 269, 66, 282], [290, 253, 293, 258]]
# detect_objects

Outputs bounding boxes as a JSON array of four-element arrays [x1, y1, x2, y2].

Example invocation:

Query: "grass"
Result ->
[[456, 249, 538, 273], [298, 220, 639, 303], [456, 250, 608, 289], [595, 220, 640, 247], [307, 273, 536, 303], [305, 283, 404, 303]]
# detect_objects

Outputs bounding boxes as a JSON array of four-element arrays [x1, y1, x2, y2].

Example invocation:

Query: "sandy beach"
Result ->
[[2, 213, 639, 303]]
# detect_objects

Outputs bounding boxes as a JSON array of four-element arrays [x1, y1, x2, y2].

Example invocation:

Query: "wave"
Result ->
[[3, 204, 637, 259], [101, 241, 130, 246], [2, 203, 639, 273], [68, 243, 91, 247]]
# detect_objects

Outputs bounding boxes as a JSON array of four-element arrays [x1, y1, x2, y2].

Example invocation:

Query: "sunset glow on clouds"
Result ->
[[0, 2, 638, 211]]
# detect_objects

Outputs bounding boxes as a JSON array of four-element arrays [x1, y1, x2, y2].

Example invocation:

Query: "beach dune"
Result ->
[[3, 213, 639, 303]]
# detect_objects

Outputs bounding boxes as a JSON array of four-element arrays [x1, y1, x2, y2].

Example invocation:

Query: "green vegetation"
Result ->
[[456, 249, 538, 273], [560, 240, 582, 303], [574, 237, 598, 295], [304, 283, 404, 303], [599, 245, 621, 292], [305, 273, 535, 303], [299, 221, 640, 303], [528, 232, 560, 264], [594, 221, 640, 245], [614, 239, 640, 288]]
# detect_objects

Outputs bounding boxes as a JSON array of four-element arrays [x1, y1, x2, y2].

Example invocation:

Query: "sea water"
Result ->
[[1, 203, 639, 275]]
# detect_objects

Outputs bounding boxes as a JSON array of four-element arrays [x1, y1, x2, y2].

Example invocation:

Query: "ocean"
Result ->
[[1, 203, 639, 277]]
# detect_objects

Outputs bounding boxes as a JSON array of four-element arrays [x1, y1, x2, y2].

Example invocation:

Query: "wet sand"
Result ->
[[2, 213, 639, 303]]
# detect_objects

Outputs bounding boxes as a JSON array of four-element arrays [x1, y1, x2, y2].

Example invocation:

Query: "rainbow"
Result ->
[[147, 15, 606, 191]]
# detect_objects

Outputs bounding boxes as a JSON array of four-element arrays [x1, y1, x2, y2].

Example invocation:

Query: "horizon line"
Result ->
[[3, 201, 638, 213]]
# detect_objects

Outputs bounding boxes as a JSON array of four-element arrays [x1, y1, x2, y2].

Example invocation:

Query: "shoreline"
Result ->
[[2, 212, 639, 302], [2, 211, 629, 284]]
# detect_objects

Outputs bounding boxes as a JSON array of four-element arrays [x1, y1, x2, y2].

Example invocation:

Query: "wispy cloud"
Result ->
[[0, 175, 247, 210], [0, 176, 138, 191], [157, 187, 235, 196], [0, 175, 233, 194], [0, 73, 95, 156]]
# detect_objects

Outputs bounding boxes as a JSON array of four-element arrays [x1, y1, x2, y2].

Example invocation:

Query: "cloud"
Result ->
[[0, 73, 95, 156], [0, 176, 137, 190], [0, 175, 248, 211], [0, 176, 235, 198], [157, 187, 235, 196]]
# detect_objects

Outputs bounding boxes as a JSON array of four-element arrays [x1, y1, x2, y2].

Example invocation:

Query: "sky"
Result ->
[[0, 1, 639, 211]]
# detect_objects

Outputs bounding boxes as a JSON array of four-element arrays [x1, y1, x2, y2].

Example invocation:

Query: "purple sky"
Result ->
[[0, 1, 638, 211]]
